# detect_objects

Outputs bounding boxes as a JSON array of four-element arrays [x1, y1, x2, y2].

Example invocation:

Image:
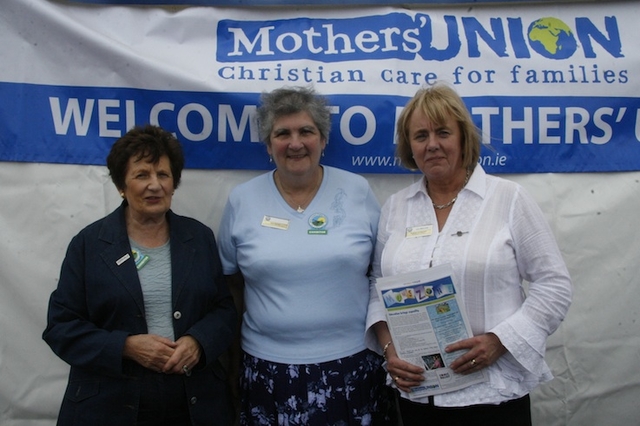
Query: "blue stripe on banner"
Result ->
[[66, 0, 526, 5], [1, 81, 639, 173]]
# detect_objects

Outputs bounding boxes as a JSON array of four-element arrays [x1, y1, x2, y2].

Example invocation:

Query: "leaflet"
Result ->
[[375, 263, 488, 399]]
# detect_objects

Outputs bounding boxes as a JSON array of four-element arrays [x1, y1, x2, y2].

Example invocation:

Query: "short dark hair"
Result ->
[[396, 83, 481, 171], [256, 86, 331, 146], [106, 124, 184, 191]]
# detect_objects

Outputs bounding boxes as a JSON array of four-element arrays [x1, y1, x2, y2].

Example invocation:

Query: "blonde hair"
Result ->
[[396, 83, 480, 171]]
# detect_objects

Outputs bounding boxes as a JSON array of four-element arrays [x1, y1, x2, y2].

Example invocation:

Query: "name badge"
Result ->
[[405, 225, 433, 238], [262, 215, 290, 230], [116, 253, 130, 266]]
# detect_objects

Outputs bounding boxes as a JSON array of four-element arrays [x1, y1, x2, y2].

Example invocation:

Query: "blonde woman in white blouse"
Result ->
[[366, 83, 572, 426]]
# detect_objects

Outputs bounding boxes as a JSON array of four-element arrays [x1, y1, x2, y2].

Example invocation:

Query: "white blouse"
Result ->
[[366, 166, 572, 407]]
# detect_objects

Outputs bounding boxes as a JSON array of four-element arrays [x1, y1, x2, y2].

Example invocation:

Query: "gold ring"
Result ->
[[394, 376, 400, 382]]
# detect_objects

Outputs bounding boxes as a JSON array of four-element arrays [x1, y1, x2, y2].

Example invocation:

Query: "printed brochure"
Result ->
[[375, 263, 488, 399]]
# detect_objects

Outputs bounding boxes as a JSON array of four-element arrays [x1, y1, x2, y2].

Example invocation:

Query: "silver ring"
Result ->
[[470, 359, 476, 366], [183, 365, 191, 376], [394, 376, 400, 383]]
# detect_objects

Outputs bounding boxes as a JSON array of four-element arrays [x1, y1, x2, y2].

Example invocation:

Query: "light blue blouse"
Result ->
[[218, 166, 380, 364]]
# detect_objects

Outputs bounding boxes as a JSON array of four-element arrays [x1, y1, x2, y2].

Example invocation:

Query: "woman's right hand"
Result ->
[[385, 347, 425, 393], [374, 322, 425, 392], [123, 334, 178, 372]]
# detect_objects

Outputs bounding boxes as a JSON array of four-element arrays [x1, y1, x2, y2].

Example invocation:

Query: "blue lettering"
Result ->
[[507, 18, 531, 58], [417, 15, 461, 61], [576, 16, 624, 58], [216, 13, 624, 63], [462, 17, 507, 58]]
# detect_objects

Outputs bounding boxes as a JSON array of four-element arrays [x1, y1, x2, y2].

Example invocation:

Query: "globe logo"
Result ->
[[528, 17, 577, 59]]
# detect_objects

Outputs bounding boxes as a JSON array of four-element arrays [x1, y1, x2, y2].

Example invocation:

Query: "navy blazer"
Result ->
[[43, 203, 236, 425]]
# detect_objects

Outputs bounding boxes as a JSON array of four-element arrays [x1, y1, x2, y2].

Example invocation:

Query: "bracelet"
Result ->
[[382, 340, 393, 360]]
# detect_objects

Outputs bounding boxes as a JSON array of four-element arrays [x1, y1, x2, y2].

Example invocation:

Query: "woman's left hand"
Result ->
[[162, 335, 202, 375], [445, 332, 507, 374]]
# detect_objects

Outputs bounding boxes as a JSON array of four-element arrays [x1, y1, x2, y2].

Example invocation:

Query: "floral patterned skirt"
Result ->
[[239, 350, 391, 426]]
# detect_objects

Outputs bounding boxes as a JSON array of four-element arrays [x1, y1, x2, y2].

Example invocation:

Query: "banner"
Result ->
[[65, 0, 532, 5], [1, 0, 639, 173], [65, 0, 499, 5]]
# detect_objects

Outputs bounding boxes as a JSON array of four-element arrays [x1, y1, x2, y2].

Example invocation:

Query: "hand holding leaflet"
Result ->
[[375, 263, 488, 399]]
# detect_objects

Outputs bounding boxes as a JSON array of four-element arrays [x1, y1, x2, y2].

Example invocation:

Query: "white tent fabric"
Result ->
[[1, 162, 639, 425]]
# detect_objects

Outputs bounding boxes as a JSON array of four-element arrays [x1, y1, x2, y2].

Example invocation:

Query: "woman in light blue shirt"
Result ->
[[218, 86, 390, 425]]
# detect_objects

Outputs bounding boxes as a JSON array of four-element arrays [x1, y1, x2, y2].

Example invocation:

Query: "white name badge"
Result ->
[[405, 225, 433, 238], [116, 253, 130, 266], [261, 215, 290, 230]]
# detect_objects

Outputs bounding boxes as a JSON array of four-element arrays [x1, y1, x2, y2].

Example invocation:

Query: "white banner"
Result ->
[[1, 0, 639, 173]]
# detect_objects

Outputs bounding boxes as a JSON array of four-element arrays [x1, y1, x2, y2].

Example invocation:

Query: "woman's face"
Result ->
[[121, 154, 174, 221], [267, 111, 326, 178], [408, 110, 464, 183]]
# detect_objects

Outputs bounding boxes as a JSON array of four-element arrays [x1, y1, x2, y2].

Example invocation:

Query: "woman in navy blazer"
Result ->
[[43, 125, 236, 425]]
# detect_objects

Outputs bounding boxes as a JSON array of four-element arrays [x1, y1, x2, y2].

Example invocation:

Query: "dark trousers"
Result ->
[[398, 393, 532, 426], [137, 371, 191, 426]]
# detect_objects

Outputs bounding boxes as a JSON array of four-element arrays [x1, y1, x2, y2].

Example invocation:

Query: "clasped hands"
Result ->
[[123, 334, 202, 375], [386, 332, 507, 393]]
